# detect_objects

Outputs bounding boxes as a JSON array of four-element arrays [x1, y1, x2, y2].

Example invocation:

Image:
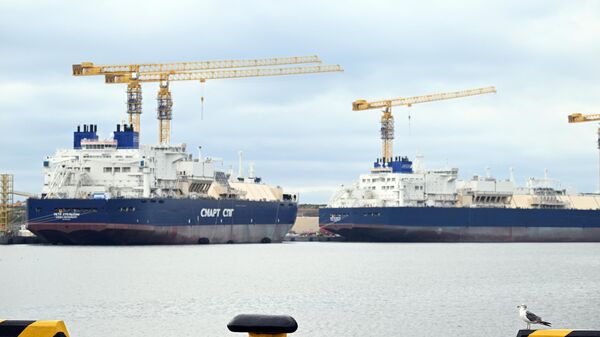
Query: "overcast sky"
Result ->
[[1, 0, 600, 203]]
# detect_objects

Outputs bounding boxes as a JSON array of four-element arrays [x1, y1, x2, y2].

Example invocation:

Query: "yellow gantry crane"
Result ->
[[352, 86, 497, 161], [568, 113, 600, 192], [0, 174, 13, 233], [73, 56, 343, 144], [0, 173, 35, 233]]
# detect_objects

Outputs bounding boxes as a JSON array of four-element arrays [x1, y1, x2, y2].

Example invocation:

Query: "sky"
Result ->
[[1, 0, 600, 203]]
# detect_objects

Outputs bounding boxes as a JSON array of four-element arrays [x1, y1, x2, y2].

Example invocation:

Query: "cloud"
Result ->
[[1, 0, 600, 202]]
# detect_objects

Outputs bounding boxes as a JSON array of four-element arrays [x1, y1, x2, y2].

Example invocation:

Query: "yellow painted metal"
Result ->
[[352, 86, 497, 111], [105, 65, 344, 84], [73, 56, 322, 76], [157, 84, 173, 144], [567, 112, 600, 192], [249, 333, 287, 337], [158, 119, 171, 145], [104, 64, 342, 144], [568, 113, 600, 123], [74, 56, 342, 145], [381, 106, 394, 160], [528, 330, 573, 337], [18, 320, 71, 337], [127, 81, 142, 133], [0, 174, 14, 233], [353, 86, 496, 161], [12, 191, 35, 198]]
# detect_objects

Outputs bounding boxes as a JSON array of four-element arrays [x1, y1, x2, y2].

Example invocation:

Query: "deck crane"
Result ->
[[568, 113, 600, 192], [352, 86, 497, 163], [73, 56, 342, 144]]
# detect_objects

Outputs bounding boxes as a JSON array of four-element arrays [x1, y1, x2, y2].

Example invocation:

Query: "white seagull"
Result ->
[[517, 304, 551, 329]]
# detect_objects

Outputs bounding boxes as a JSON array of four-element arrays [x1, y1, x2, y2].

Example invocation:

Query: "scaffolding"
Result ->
[[0, 174, 14, 233]]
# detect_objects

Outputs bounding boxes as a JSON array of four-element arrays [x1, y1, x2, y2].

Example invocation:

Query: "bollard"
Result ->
[[0, 320, 70, 337], [517, 330, 600, 337], [227, 314, 298, 337]]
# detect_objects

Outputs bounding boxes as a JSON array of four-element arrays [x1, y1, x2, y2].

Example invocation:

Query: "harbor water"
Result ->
[[1, 242, 599, 337]]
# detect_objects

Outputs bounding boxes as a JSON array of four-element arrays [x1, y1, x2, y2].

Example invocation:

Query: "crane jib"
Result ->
[[72, 56, 343, 146]]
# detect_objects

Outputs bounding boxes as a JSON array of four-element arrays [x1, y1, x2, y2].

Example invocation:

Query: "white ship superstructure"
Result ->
[[28, 123, 298, 245], [42, 124, 289, 202], [328, 155, 596, 210], [321, 154, 600, 242]]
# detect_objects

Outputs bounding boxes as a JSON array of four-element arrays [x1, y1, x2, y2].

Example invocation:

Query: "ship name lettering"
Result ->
[[201, 208, 221, 217], [200, 208, 235, 217]]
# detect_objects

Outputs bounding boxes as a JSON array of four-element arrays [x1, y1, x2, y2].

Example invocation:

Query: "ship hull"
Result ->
[[27, 198, 297, 245], [319, 207, 600, 242]]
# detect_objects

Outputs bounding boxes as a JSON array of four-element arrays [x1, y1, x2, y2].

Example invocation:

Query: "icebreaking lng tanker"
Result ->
[[27, 124, 298, 244], [319, 155, 600, 242]]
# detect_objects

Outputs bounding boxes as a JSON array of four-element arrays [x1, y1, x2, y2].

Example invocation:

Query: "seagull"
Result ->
[[517, 304, 551, 329]]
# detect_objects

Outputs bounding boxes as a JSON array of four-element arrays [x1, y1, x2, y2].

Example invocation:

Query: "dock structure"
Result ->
[[0, 173, 14, 233], [0, 320, 70, 337], [1, 317, 598, 337], [517, 330, 600, 337]]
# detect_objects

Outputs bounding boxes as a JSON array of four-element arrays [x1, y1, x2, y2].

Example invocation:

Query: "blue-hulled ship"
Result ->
[[27, 124, 298, 244], [319, 155, 600, 242]]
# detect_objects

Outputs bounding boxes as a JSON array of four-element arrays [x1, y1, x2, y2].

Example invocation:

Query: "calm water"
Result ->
[[1, 243, 599, 337]]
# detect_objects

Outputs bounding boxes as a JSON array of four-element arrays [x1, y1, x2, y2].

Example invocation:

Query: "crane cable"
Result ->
[[200, 80, 206, 120]]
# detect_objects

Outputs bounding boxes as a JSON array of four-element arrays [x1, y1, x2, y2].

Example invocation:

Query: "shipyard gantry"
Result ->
[[73, 56, 343, 144]]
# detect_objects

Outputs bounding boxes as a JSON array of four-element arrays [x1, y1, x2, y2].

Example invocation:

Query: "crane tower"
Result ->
[[353, 86, 497, 162], [74, 56, 343, 144], [568, 113, 600, 192]]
